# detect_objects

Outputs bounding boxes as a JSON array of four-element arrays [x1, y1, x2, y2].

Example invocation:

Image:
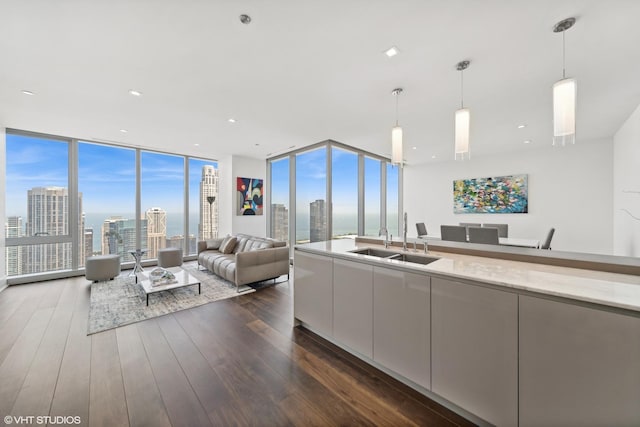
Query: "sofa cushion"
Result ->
[[247, 240, 273, 250], [220, 236, 237, 254], [233, 236, 250, 254], [205, 238, 224, 250]]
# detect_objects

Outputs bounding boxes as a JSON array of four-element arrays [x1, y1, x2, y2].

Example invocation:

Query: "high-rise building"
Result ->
[[199, 165, 219, 240], [101, 216, 147, 261], [146, 207, 167, 259], [5, 216, 23, 276], [310, 199, 327, 242], [25, 187, 83, 274], [84, 227, 94, 258], [271, 203, 289, 242]]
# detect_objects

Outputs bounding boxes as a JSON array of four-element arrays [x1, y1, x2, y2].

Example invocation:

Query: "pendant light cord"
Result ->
[[562, 30, 566, 79], [395, 92, 399, 126], [460, 69, 464, 108]]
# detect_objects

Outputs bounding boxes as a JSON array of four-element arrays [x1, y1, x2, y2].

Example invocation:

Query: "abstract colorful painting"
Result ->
[[237, 177, 263, 215], [453, 174, 528, 214]]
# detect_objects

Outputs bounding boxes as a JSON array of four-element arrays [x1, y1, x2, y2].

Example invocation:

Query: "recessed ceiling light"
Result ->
[[120, 129, 128, 133], [524, 140, 531, 144], [412, 146, 417, 150], [384, 46, 400, 57], [21, 90, 35, 95], [432, 155, 437, 159], [129, 89, 142, 97], [517, 124, 526, 129], [228, 118, 236, 123]]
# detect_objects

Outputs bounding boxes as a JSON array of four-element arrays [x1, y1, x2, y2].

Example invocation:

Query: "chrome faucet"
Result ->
[[423, 239, 429, 254], [403, 212, 408, 251], [379, 227, 389, 248]]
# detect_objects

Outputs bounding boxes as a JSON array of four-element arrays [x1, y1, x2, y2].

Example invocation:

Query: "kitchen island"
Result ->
[[293, 238, 640, 427]]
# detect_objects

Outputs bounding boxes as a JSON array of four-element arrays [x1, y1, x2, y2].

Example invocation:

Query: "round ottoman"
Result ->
[[158, 247, 182, 268], [85, 254, 121, 282]]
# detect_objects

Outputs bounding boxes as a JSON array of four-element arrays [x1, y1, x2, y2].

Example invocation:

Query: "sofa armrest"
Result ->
[[236, 246, 289, 267], [197, 241, 208, 254], [235, 246, 290, 286]]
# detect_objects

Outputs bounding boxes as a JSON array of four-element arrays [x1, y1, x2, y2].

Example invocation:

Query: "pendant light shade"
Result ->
[[455, 108, 470, 160], [391, 88, 404, 167], [552, 78, 577, 145], [454, 60, 471, 160], [391, 125, 403, 165], [552, 17, 577, 146]]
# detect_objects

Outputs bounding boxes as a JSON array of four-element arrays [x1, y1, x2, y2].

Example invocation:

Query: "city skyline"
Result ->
[[5, 133, 220, 274]]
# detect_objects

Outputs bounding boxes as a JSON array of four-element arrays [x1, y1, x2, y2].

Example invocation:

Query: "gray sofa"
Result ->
[[197, 233, 289, 291]]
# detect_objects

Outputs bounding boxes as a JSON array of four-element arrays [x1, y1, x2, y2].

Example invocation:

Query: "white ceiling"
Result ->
[[1, 0, 639, 165]]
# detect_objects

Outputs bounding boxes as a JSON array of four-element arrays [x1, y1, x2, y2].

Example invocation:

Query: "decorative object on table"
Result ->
[[237, 177, 263, 215], [87, 262, 256, 334], [453, 174, 528, 214], [148, 267, 177, 286]]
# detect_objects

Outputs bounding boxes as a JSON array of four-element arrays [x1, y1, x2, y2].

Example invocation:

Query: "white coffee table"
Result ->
[[136, 267, 201, 306]]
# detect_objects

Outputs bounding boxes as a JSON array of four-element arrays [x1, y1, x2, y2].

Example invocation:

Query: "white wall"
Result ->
[[1, 127, 6, 288], [231, 156, 266, 237], [613, 103, 640, 256], [404, 140, 613, 254]]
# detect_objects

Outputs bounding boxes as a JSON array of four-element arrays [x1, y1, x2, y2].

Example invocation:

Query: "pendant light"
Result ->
[[391, 88, 403, 167], [455, 60, 471, 160], [552, 17, 577, 146]]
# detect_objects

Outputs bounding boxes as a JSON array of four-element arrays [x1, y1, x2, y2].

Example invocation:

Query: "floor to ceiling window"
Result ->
[[269, 157, 289, 242], [332, 147, 358, 239], [79, 142, 136, 263], [296, 148, 327, 243], [387, 163, 400, 237], [364, 156, 382, 236], [188, 158, 219, 255], [268, 140, 400, 246], [141, 151, 185, 260], [4, 129, 218, 282], [5, 132, 72, 275]]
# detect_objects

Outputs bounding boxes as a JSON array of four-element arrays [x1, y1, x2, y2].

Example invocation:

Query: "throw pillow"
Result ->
[[205, 238, 223, 250], [220, 236, 238, 254]]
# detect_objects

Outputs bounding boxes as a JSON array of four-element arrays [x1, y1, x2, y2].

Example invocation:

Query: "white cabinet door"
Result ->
[[373, 267, 430, 389], [431, 277, 518, 427], [333, 258, 373, 358], [293, 251, 333, 337], [519, 295, 640, 427]]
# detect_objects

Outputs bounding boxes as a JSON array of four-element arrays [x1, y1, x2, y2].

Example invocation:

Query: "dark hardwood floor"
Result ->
[[0, 273, 476, 426]]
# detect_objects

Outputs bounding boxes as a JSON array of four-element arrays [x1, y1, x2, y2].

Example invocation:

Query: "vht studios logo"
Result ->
[[4, 415, 82, 425]]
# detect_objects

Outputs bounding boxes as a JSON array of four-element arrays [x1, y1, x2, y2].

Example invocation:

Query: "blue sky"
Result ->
[[6, 134, 216, 236]]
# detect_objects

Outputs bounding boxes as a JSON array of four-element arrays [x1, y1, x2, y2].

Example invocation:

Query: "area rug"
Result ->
[[87, 262, 254, 335]]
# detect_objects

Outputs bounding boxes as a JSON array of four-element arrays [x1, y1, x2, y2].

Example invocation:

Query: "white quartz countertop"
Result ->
[[295, 239, 640, 313]]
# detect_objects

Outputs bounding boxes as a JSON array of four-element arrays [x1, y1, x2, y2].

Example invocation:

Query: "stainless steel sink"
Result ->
[[349, 247, 398, 258], [349, 248, 440, 265], [385, 253, 440, 265]]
